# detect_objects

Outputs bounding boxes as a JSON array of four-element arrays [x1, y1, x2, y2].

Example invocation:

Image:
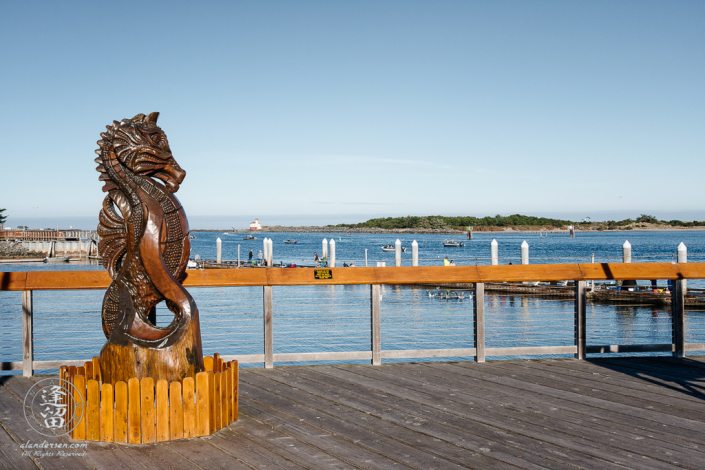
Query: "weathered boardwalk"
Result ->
[[2, 357, 705, 469]]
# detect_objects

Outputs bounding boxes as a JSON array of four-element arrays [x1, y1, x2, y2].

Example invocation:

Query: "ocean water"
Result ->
[[193, 229, 705, 266], [1, 230, 704, 373]]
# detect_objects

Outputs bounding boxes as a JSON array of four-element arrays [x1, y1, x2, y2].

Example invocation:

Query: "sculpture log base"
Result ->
[[59, 354, 237, 444], [99, 319, 204, 385], [99, 341, 200, 385]]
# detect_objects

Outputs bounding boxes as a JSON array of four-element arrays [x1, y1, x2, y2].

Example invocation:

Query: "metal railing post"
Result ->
[[263, 286, 274, 368], [371, 285, 381, 365], [22, 290, 33, 377], [574, 281, 586, 360], [672, 280, 685, 358], [474, 283, 485, 363]]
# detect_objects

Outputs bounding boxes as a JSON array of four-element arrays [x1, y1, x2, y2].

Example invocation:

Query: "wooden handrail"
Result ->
[[1, 262, 704, 291]]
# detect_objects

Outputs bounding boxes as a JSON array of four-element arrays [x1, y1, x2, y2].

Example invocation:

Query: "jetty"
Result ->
[[1, 229, 100, 258]]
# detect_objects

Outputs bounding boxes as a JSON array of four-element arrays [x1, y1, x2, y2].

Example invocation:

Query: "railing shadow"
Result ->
[[588, 357, 705, 401]]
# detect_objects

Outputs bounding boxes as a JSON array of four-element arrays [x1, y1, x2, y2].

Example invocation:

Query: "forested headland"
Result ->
[[330, 214, 705, 232]]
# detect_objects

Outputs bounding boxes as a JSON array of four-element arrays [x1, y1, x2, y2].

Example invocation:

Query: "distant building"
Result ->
[[250, 218, 262, 230]]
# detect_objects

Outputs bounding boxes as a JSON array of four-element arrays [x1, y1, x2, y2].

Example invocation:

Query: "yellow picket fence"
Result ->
[[59, 354, 239, 443]]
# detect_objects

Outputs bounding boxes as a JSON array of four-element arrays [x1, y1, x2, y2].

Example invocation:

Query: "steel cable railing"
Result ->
[[272, 285, 372, 366], [380, 286, 475, 364], [1, 265, 704, 375]]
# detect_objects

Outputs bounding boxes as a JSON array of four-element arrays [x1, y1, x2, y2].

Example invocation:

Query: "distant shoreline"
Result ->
[[192, 226, 705, 234]]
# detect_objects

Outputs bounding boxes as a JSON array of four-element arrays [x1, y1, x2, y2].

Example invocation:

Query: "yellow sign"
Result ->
[[314, 269, 333, 280]]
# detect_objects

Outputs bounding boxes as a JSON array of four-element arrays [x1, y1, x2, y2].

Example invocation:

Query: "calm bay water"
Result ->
[[1, 230, 704, 372], [193, 229, 705, 266]]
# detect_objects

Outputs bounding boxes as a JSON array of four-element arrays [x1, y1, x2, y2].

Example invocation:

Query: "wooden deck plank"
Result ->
[[0, 384, 93, 470], [323, 364, 686, 470], [240, 370, 528, 468], [424, 361, 705, 449], [488, 360, 705, 420], [229, 414, 357, 470], [3, 359, 705, 469], [478, 360, 705, 425], [207, 425, 309, 469], [610, 357, 705, 380], [317, 365, 655, 470], [593, 356, 705, 380], [445, 361, 705, 434], [520, 359, 705, 405], [79, 444, 146, 470], [162, 438, 253, 470], [409, 362, 705, 466], [238, 374, 470, 470], [0, 423, 39, 470], [2, 375, 37, 402], [116, 444, 201, 470], [417, 361, 705, 453], [582, 358, 705, 398], [239, 396, 415, 470], [590, 357, 705, 384], [682, 354, 705, 363], [635, 356, 705, 373], [247, 367, 568, 470]]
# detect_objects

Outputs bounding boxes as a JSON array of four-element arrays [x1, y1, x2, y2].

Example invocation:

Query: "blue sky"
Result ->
[[1, 1, 703, 229]]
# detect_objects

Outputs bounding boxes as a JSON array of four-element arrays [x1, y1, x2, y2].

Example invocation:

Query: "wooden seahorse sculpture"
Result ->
[[95, 112, 203, 384]]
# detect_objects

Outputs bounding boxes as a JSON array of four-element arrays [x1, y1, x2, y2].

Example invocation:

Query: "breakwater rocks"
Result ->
[[193, 226, 466, 235], [0, 241, 45, 259]]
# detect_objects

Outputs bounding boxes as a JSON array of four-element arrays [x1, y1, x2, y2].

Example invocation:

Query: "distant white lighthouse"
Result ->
[[250, 218, 262, 230]]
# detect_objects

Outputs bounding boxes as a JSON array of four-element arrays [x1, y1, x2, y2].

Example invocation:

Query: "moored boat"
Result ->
[[381, 244, 406, 252], [43, 256, 70, 263], [443, 239, 465, 247]]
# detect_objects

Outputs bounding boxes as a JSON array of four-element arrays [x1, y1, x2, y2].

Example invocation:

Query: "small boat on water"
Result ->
[[284, 239, 297, 244], [443, 239, 465, 247], [243, 235, 257, 240], [43, 256, 70, 263], [187, 259, 200, 269], [381, 244, 406, 252], [190, 234, 197, 239]]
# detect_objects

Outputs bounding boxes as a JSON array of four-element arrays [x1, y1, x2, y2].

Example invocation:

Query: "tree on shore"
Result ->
[[0, 208, 6, 226], [636, 214, 658, 224]]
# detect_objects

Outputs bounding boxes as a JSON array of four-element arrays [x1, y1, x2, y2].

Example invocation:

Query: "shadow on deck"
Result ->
[[1, 357, 705, 469]]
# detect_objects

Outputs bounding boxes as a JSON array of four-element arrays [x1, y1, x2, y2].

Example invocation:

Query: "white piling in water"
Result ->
[[678, 242, 687, 263], [268, 238, 273, 266], [491, 239, 498, 265], [395, 239, 402, 267], [322, 238, 328, 260], [216, 237, 222, 264], [412, 240, 418, 266], [678, 242, 687, 294], [623, 240, 631, 263], [365, 249, 368, 267], [262, 238, 268, 266], [329, 239, 336, 267], [521, 240, 529, 265], [238, 245, 241, 267]]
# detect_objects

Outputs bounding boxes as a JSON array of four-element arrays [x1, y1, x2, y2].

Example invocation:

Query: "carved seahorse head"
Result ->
[[95, 112, 185, 193]]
